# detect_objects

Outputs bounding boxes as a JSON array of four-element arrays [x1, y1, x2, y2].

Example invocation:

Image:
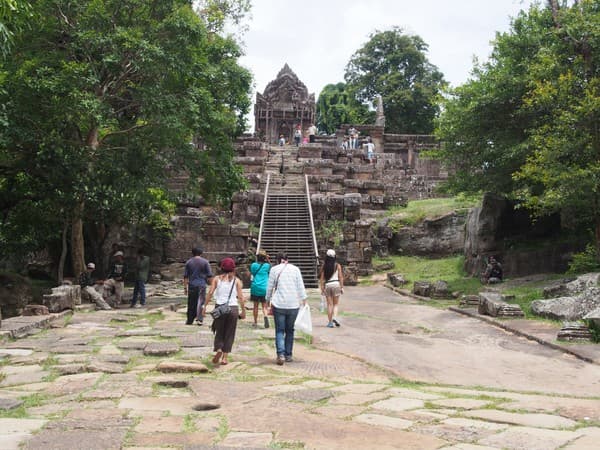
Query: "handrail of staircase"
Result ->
[[257, 172, 270, 254], [305, 174, 319, 258]]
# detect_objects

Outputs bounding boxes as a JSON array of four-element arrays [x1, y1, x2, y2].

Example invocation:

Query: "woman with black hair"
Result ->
[[319, 249, 344, 328], [203, 258, 245, 365]]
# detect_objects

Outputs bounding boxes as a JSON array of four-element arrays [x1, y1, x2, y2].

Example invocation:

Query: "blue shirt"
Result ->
[[184, 256, 213, 288], [250, 262, 271, 296]]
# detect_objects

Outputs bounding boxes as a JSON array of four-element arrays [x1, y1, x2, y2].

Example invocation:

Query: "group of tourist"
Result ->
[[80, 246, 150, 310], [278, 123, 318, 147], [182, 245, 344, 366], [82, 243, 346, 367]]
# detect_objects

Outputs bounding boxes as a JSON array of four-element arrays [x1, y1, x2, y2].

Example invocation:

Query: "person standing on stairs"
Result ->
[[308, 123, 317, 143], [250, 250, 271, 328], [293, 125, 302, 147], [319, 249, 344, 328]]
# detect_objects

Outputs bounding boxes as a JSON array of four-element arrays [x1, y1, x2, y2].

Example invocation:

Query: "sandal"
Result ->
[[212, 350, 223, 364], [220, 360, 228, 365]]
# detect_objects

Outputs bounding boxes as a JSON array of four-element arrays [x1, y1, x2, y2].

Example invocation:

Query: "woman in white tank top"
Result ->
[[319, 249, 344, 328]]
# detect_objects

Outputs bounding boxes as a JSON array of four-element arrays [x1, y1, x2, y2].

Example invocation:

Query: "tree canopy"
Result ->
[[315, 82, 373, 134], [344, 27, 446, 134], [436, 0, 600, 243], [0, 0, 252, 276]]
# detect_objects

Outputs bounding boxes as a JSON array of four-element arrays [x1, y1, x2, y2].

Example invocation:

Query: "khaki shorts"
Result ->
[[324, 282, 342, 298]]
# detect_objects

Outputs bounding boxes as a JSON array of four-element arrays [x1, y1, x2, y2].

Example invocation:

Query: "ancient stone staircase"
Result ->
[[264, 144, 305, 193], [260, 144, 319, 288]]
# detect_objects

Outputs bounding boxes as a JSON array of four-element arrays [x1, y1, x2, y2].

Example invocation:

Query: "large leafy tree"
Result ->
[[344, 27, 446, 134], [436, 0, 600, 251], [0, 0, 252, 277], [316, 82, 373, 134]]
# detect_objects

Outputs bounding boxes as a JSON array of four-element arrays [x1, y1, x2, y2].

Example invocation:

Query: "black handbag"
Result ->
[[210, 277, 235, 319]]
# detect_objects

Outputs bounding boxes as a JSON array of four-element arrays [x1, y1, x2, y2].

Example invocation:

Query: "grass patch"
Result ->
[[373, 255, 481, 296], [501, 275, 564, 320], [387, 194, 480, 228], [269, 440, 305, 449], [183, 413, 199, 433]]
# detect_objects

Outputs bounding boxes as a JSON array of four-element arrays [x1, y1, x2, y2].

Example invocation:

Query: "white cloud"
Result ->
[[238, 0, 534, 130]]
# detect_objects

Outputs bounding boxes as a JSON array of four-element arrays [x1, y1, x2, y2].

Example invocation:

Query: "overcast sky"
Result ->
[[238, 0, 535, 123]]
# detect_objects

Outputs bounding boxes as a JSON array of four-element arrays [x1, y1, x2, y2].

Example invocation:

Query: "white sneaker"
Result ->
[[134, 304, 142, 308]]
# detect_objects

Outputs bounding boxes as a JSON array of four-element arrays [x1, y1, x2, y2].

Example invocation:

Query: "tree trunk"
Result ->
[[57, 218, 69, 283], [71, 202, 85, 278], [70, 125, 100, 278]]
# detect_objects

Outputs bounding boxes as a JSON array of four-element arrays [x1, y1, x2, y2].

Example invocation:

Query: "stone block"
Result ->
[[23, 305, 50, 316], [43, 285, 81, 313], [413, 281, 433, 297], [431, 280, 449, 298], [478, 292, 524, 317], [387, 273, 406, 287], [229, 223, 249, 236], [297, 146, 322, 159], [345, 242, 363, 262], [375, 261, 395, 272]]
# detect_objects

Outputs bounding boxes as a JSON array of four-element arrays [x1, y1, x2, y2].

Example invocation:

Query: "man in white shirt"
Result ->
[[266, 252, 307, 365], [308, 124, 317, 143]]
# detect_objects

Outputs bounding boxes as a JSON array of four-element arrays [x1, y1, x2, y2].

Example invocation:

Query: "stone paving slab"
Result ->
[[310, 404, 365, 419], [128, 431, 215, 447], [23, 429, 128, 450], [431, 398, 493, 409], [464, 409, 578, 429], [119, 396, 208, 416], [221, 431, 273, 448], [330, 383, 388, 394], [370, 397, 425, 411], [442, 418, 509, 431], [328, 392, 389, 405], [386, 387, 444, 400], [134, 416, 184, 433], [442, 444, 502, 450], [477, 426, 582, 450], [354, 413, 413, 429]]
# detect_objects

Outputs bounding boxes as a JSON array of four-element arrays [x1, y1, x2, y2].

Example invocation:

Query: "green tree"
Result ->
[[436, 1, 600, 252], [0, 0, 31, 57], [316, 82, 373, 134], [0, 0, 251, 278], [344, 27, 446, 134]]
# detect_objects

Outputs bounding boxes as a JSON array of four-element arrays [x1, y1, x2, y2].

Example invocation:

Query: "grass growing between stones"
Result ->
[[215, 415, 230, 442], [183, 413, 199, 432], [269, 440, 306, 449], [387, 194, 480, 228]]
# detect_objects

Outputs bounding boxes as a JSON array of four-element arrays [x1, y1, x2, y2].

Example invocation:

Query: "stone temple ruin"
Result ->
[[165, 64, 446, 286]]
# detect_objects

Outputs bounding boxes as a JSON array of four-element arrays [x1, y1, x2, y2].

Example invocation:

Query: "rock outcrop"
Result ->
[[531, 273, 600, 321]]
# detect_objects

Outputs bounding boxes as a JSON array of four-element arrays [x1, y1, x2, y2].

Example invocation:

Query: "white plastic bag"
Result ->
[[294, 304, 313, 335]]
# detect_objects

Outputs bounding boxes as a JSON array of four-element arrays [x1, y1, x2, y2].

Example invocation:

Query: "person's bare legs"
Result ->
[[252, 302, 259, 326], [327, 296, 334, 323], [332, 296, 341, 326], [221, 352, 228, 365]]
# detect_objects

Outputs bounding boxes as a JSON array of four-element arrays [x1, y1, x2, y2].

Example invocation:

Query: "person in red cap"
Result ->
[[203, 257, 245, 365]]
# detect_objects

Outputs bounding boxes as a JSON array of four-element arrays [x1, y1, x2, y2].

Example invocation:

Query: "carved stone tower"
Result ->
[[254, 64, 316, 144]]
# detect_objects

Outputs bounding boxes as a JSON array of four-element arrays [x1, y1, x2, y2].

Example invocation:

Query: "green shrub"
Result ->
[[567, 244, 600, 275]]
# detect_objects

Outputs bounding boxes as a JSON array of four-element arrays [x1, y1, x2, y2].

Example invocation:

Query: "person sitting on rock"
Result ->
[[104, 251, 127, 307], [79, 263, 112, 310], [482, 256, 503, 284]]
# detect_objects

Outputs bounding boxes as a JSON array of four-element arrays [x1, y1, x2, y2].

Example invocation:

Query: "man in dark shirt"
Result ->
[[183, 246, 213, 325]]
